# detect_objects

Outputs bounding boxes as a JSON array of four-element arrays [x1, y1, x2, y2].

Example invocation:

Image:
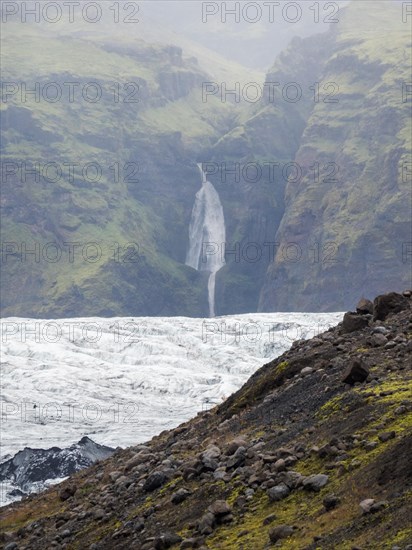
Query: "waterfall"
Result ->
[[186, 164, 226, 317]]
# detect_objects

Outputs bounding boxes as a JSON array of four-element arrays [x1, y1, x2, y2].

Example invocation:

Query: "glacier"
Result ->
[[0, 312, 343, 503], [0, 313, 343, 457]]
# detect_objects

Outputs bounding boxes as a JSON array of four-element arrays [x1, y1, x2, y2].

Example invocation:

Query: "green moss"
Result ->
[[78, 484, 94, 496], [317, 395, 346, 420], [388, 523, 412, 546], [274, 361, 289, 376]]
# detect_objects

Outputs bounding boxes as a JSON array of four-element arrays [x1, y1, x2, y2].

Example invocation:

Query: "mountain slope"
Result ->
[[259, 2, 412, 311], [0, 23, 240, 317], [206, 31, 334, 313], [1, 1, 411, 317], [1, 291, 411, 549]]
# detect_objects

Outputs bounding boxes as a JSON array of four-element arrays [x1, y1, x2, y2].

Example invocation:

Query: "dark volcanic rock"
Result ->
[[269, 525, 295, 542], [342, 359, 369, 385], [59, 485, 77, 501], [171, 488, 191, 504], [267, 483, 290, 501], [208, 500, 232, 517], [373, 292, 410, 321], [2, 290, 411, 550], [342, 312, 370, 333], [356, 298, 374, 314], [154, 532, 183, 549], [198, 512, 215, 535], [302, 474, 329, 492], [143, 471, 168, 492], [0, 436, 114, 498], [323, 494, 341, 511], [378, 431, 396, 442]]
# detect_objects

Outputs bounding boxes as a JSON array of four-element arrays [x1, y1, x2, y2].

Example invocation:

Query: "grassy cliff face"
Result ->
[[1, 1, 410, 317], [208, 32, 334, 314], [0, 23, 238, 317], [259, 2, 412, 311]]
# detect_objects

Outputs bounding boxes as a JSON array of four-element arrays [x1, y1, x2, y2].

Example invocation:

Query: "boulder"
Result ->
[[198, 512, 215, 535], [124, 451, 154, 472], [268, 525, 294, 543], [179, 539, 198, 549], [302, 474, 329, 492], [201, 445, 221, 471], [274, 458, 286, 472], [59, 485, 76, 501], [171, 488, 191, 504], [208, 500, 232, 517], [267, 483, 290, 501], [359, 498, 375, 514], [226, 446, 246, 468], [301, 367, 313, 376], [154, 532, 183, 549], [373, 292, 409, 321], [323, 494, 340, 511], [133, 517, 145, 532], [109, 471, 123, 482], [378, 431, 396, 442], [371, 333, 388, 347], [341, 312, 369, 333], [179, 539, 199, 549], [370, 501, 388, 513], [281, 471, 304, 489], [263, 513, 277, 526], [356, 298, 374, 315], [143, 471, 168, 492], [342, 359, 369, 385], [201, 445, 221, 460], [224, 438, 248, 456]]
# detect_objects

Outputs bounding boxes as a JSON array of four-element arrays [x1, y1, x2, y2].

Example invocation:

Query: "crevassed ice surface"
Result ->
[[0, 313, 343, 461]]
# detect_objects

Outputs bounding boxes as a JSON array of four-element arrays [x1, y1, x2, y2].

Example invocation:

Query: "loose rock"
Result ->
[[342, 312, 369, 333], [356, 298, 373, 315], [359, 498, 375, 514], [342, 359, 369, 385], [269, 525, 295, 543], [373, 292, 409, 321], [267, 483, 290, 501], [323, 494, 340, 511], [303, 474, 329, 492], [171, 488, 191, 505], [143, 471, 168, 492], [378, 431, 396, 442]]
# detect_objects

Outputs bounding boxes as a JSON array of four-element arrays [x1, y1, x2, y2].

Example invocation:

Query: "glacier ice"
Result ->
[[1, 312, 343, 462]]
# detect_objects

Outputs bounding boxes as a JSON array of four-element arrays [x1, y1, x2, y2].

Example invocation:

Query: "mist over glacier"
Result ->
[[1, 312, 343, 460]]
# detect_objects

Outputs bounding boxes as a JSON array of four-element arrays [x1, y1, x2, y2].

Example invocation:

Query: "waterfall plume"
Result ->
[[186, 164, 226, 317]]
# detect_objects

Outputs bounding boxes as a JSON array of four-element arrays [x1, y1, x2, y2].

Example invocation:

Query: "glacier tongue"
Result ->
[[0, 313, 343, 462]]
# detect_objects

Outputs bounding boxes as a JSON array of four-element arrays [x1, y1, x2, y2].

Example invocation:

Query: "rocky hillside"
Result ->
[[1, 290, 411, 549]]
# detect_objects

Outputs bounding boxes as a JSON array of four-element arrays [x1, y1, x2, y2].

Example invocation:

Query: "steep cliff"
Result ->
[[0, 24, 242, 317], [259, 2, 412, 311], [208, 31, 334, 313], [1, 2, 410, 317]]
